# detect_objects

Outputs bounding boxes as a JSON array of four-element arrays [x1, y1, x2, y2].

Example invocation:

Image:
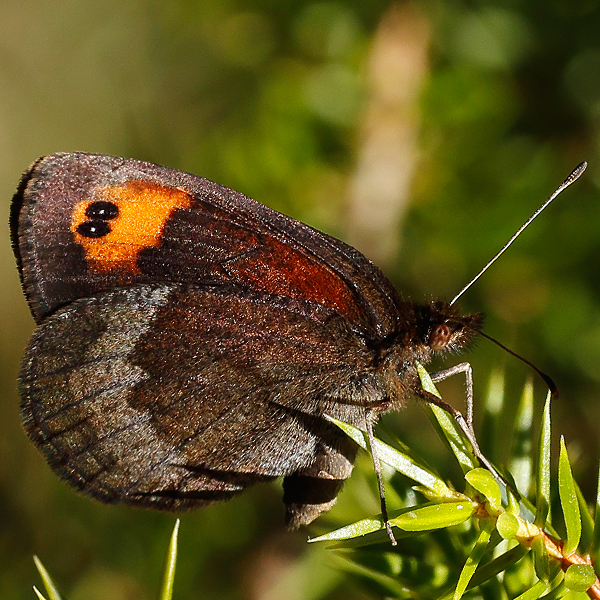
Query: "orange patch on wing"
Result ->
[[71, 181, 192, 273]]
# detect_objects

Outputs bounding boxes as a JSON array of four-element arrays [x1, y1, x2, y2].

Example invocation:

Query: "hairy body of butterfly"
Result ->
[[11, 153, 482, 528]]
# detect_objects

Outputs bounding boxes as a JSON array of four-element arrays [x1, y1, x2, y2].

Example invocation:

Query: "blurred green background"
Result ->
[[0, 1, 599, 598]]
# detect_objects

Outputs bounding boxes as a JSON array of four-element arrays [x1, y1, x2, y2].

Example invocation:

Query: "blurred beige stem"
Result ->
[[347, 4, 431, 268]]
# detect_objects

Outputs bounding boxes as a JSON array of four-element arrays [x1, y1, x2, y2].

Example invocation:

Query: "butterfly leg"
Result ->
[[366, 409, 397, 545], [430, 362, 474, 427], [418, 364, 519, 498]]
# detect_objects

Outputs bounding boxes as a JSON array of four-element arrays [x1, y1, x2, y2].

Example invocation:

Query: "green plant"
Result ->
[[31, 520, 180, 600], [310, 366, 600, 599]]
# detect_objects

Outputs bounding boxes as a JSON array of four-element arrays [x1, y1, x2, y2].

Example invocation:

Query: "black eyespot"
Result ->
[[77, 220, 111, 238], [85, 201, 119, 220]]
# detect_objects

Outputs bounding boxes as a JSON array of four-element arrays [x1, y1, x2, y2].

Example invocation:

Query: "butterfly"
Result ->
[[12, 153, 581, 536]]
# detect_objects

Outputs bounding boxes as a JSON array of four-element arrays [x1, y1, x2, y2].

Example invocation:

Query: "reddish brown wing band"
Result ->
[[11, 153, 482, 528]]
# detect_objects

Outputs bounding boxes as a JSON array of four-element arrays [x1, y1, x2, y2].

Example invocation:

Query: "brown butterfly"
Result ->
[[11, 153, 584, 541]]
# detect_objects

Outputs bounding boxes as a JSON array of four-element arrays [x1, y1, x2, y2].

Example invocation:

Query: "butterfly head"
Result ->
[[426, 301, 483, 354], [401, 301, 483, 360]]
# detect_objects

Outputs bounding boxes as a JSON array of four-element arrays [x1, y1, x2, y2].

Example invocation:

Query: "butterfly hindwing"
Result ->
[[20, 283, 380, 522]]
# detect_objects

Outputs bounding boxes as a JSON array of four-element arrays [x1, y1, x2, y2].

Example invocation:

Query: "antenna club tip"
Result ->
[[569, 161, 587, 182], [544, 375, 559, 398]]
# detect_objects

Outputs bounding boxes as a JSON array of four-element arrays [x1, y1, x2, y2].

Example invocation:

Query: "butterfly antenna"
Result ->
[[450, 162, 587, 307], [477, 329, 558, 397]]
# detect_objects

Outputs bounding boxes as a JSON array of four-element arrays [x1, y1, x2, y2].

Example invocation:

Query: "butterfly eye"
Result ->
[[429, 323, 452, 350]]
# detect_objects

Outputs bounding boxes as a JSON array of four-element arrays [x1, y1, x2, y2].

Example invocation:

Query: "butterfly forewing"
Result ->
[[12, 153, 401, 337]]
